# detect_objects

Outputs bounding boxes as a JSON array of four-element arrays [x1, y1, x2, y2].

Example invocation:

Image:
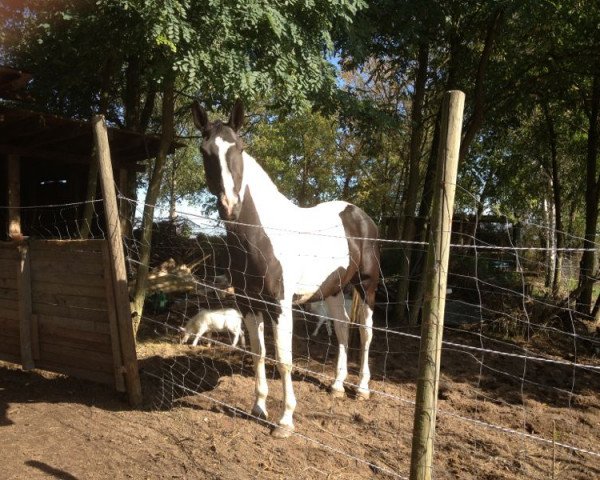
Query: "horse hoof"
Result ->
[[329, 387, 346, 398], [271, 424, 295, 439], [251, 405, 268, 421], [356, 389, 370, 401]]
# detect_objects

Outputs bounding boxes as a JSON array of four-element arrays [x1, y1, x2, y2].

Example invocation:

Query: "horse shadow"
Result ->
[[139, 352, 230, 410], [139, 346, 332, 416]]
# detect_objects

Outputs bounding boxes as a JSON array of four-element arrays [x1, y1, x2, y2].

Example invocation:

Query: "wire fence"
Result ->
[[123, 192, 600, 479], [1, 194, 600, 479]]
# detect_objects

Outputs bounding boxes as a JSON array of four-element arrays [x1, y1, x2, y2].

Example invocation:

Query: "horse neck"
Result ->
[[242, 152, 295, 213]]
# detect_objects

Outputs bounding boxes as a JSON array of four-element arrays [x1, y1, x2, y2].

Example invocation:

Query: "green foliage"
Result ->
[[2, 0, 367, 218], [158, 140, 206, 209], [3, 0, 600, 253], [246, 98, 405, 220], [4, 0, 366, 120], [336, 0, 600, 239], [250, 108, 340, 206]]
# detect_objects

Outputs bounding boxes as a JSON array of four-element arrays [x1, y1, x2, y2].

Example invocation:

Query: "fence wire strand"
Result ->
[[2, 193, 600, 479]]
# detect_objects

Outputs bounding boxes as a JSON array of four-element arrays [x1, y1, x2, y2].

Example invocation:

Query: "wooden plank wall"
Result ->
[[0, 243, 19, 362], [0, 239, 127, 391]]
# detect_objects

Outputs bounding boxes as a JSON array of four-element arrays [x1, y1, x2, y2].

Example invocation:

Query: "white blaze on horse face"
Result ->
[[214, 136, 238, 217]]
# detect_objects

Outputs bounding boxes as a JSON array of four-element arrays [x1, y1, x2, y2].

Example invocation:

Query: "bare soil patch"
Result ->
[[1, 311, 599, 479]]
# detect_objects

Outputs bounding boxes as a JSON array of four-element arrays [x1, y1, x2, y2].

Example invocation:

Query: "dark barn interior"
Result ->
[[0, 65, 177, 240]]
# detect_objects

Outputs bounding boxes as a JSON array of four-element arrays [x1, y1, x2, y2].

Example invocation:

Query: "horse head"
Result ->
[[192, 99, 246, 221]]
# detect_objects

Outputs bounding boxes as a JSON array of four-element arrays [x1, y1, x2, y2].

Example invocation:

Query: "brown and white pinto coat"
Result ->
[[192, 99, 380, 438]]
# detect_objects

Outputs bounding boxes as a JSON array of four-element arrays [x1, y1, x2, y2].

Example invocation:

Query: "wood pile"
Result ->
[[136, 256, 234, 301]]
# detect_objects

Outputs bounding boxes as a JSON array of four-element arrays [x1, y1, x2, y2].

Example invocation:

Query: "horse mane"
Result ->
[[242, 152, 292, 207]]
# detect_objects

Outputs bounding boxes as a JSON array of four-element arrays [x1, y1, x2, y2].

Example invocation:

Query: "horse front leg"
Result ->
[[271, 303, 296, 438], [243, 312, 269, 420], [327, 292, 350, 397]]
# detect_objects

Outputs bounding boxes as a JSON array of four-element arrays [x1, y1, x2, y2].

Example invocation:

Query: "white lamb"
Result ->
[[179, 308, 246, 348], [308, 296, 354, 337]]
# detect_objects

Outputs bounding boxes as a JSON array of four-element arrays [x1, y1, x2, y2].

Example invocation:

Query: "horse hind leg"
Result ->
[[327, 292, 350, 398], [354, 242, 379, 400], [243, 312, 269, 420], [357, 298, 374, 400]]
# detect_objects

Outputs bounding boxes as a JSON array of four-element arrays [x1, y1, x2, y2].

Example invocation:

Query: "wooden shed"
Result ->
[[0, 66, 174, 404]]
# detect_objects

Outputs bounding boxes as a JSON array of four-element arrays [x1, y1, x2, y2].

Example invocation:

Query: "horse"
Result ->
[[191, 99, 380, 438]]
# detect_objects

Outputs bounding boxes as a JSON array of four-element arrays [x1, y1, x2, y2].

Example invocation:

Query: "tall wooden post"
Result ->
[[80, 152, 99, 239], [409, 90, 465, 480], [118, 167, 129, 236], [8, 154, 33, 370], [17, 243, 34, 370], [8, 154, 21, 239], [92, 115, 142, 407]]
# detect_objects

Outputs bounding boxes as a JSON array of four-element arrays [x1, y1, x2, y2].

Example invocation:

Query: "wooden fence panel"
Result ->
[[0, 239, 136, 397], [0, 244, 19, 364]]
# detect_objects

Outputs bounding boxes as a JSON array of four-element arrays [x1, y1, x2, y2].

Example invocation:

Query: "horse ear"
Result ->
[[191, 100, 209, 132], [228, 99, 245, 132]]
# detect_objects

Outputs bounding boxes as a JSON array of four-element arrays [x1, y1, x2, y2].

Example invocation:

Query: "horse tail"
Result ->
[[349, 287, 364, 325]]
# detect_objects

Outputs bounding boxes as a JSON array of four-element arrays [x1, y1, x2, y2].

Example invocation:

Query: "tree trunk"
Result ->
[[119, 168, 137, 241], [140, 86, 157, 133], [82, 56, 113, 237], [459, 7, 504, 162], [593, 293, 600, 332], [118, 55, 146, 242], [577, 72, 600, 316], [395, 41, 429, 324], [341, 144, 361, 201], [131, 78, 175, 334], [300, 159, 309, 207], [543, 190, 556, 289], [124, 56, 142, 132], [169, 157, 178, 221], [401, 8, 502, 326], [542, 102, 564, 296], [169, 190, 177, 221], [406, 111, 441, 327], [99, 56, 114, 115]]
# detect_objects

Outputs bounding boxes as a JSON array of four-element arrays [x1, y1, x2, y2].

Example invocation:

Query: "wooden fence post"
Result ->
[[92, 115, 142, 407], [8, 154, 21, 240], [80, 151, 99, 239], [17, 242, 34, 370], [409, 90, 465, 480]]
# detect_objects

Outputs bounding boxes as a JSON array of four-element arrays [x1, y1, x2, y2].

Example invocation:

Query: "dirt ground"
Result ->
[[1, 311, 600, 480]]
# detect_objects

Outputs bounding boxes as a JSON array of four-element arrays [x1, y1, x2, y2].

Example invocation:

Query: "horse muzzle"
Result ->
[[218, 195, 242, 221]]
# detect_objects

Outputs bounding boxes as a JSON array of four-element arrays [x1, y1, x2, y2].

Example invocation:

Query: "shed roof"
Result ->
[[0, 105, 179, 165], [0, 66, 33, 101]]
